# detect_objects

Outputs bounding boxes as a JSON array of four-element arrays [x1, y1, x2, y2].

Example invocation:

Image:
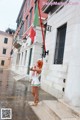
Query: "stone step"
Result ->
[[29, 100, 80, 120], [58, 99, 80, 117], [43, 100, 79, 120], [13, 74, 30, 81], [29, 101, 59, 120]]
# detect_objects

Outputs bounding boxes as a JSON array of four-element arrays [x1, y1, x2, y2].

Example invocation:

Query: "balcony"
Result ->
[[42, 0, 67, 14], [13, 35, 27, 49], [13, 38, 22, 49]]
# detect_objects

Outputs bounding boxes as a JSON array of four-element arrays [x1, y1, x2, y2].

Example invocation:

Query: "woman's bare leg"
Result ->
[[34, 86, 39, 104], [31, 86, 35, 97], [31, 86, 39, 106]]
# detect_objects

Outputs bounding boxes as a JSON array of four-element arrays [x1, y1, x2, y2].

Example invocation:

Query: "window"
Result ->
[[1, 60, 5, 66], [21, 52, 23, 64], [27, 0, 31, 9], [24, 50, 27, 65], [24, 15, 28, 32], [29, 8, 33, 27], [27, 16, 29, 29], [34, 0, 37, 3], [19, 23, 24, 39], [4, 38, 8, 44], [16, 53, 20, 65], [54, 23, 67, 64], [3, 48, 7, 54], [27, 48, 33, 74], [24, 0, 27, 13]]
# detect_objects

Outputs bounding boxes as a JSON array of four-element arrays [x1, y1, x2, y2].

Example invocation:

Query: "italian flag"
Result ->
[[33, 3, 39, 27], [30, 28, 36, 43], [30, 3, 39, 43]]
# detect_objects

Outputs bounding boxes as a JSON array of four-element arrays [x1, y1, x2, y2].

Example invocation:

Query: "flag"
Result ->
[[30, 27, 36, 43], [33, 3, 39, 27], [37, 0, 46, 51], [30, 3, 39, 43]]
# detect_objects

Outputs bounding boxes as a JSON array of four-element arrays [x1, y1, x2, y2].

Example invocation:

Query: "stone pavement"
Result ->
[[0, 69, 56, 120]]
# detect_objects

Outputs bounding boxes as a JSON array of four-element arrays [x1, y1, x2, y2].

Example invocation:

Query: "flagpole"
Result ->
[[37, 0, 46, 52]]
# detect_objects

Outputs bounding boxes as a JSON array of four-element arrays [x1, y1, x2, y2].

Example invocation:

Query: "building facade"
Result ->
[[0, 31, 13, 69], [41, 0, 80, 107], [11, 0, 47, 75]]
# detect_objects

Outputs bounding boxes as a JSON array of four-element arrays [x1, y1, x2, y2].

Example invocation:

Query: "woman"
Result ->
[[30, 59, 43, 106]]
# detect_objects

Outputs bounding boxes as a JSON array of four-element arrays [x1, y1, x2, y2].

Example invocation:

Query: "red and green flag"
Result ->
[[33, 3, 39, 27], [30, 1, 46, 51], [30, 3, 39, 43], [30, 27, 36, 43]]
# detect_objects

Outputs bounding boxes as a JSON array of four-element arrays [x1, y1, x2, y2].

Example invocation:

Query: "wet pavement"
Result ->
[[0, 69, 56, 120]]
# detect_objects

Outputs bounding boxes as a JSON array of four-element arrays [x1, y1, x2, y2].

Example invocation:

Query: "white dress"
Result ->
[[31, 72, 40, 87]]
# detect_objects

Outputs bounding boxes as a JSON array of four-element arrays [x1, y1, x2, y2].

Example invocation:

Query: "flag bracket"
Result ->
[[46, 25, 52, 32], [42, 50, 49, 58]]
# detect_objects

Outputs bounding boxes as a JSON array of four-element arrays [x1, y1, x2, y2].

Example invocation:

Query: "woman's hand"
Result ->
[[33, 67, 41, 74], [30, 67, 33, 71], [30, 66, 41, 74], [30, 66, 36, 71]]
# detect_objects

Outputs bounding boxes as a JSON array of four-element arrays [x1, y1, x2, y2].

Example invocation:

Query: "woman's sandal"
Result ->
[[36, 100, 39, 104], [31, 102, 38, 106]]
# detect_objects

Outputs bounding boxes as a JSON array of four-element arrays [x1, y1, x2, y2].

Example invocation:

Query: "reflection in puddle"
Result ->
[[0, 69, 29, 120]]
